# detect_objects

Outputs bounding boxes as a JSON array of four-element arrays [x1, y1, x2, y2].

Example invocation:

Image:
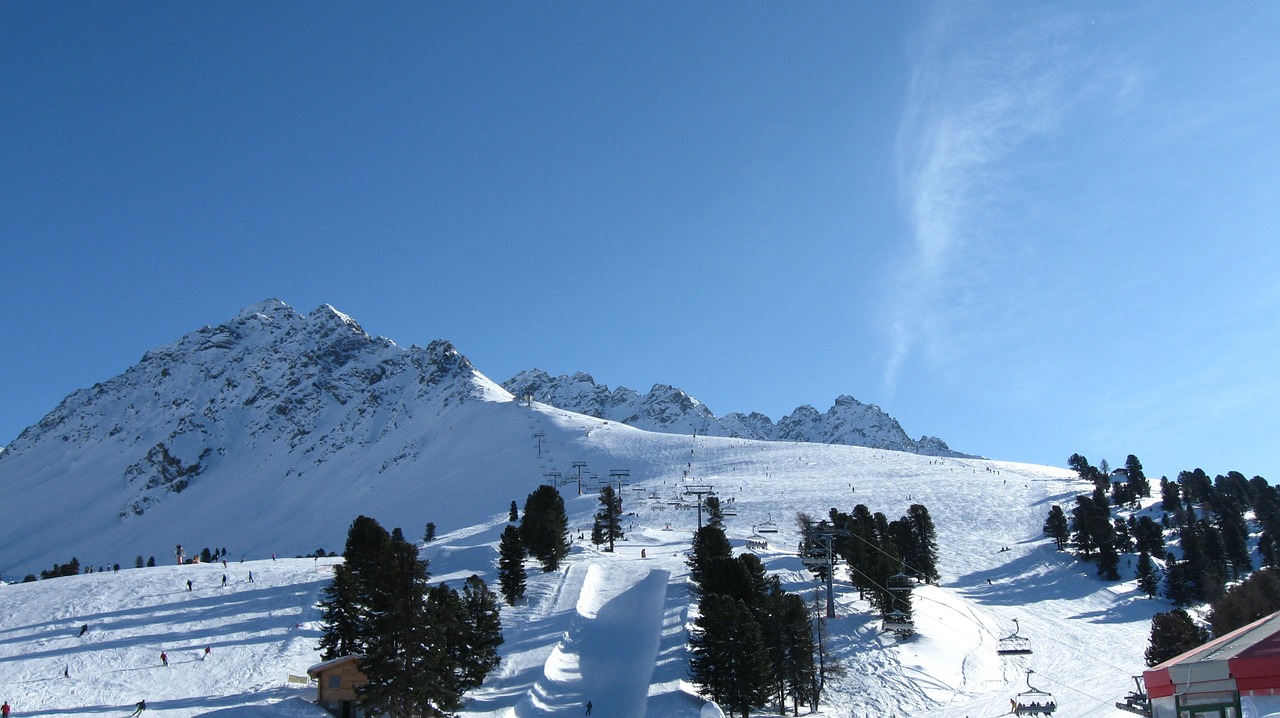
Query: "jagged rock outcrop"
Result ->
[[502, 371, 970, 457]]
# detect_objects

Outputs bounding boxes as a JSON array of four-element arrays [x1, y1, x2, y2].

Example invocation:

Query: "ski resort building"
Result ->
[[307, 655, 367, 718], [1142, 610, 1280, 718]]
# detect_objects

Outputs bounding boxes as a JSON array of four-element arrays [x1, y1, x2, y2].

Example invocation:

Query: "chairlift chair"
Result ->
[[887, 571, 914, 592], [998, 618, 1033, 656], [755, 514, 779, 534], [882, 610, 915, 636], [1013, 670, 1057, 716]]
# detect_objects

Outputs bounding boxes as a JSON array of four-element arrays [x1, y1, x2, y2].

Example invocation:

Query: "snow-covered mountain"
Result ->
[[0, 299, 968, 576], [502, 369, 969, 457], [0, 298, 1162, 717], [0, 299, 522, 574]]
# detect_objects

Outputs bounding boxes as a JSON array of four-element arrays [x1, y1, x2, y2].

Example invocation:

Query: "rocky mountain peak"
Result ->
[[500, 373, 971, 457]]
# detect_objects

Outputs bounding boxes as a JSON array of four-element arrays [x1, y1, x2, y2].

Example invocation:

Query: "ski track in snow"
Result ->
[[1, 403, 1167, 717]]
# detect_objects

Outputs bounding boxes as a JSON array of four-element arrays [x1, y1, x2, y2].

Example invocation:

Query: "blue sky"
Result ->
[[3, 2, 1278, 482]]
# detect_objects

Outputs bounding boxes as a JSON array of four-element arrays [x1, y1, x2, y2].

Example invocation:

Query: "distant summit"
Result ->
[[501, 370, 971, 457]]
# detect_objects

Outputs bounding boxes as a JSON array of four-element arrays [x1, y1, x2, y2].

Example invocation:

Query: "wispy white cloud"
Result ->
[[885, 5, 1085, 390]]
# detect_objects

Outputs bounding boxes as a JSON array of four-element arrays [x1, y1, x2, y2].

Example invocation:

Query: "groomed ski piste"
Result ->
[[1, 402, 1162, 717]]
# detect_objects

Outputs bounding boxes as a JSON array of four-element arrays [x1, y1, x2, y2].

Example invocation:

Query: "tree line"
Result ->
[[318, 515, 503, 718], [1044, 453, 1280, 668], [687, 523, 818, 718], [801, 503, 938, 626], [1045, 454, 1278, 604]]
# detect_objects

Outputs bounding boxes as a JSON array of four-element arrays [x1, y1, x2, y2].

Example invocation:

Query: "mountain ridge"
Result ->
[[1, 298, 964, 574], [501, 368, 970, 457]]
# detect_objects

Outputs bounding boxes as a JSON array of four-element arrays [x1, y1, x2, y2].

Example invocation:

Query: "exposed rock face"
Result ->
[[502, 371, 970, 457]]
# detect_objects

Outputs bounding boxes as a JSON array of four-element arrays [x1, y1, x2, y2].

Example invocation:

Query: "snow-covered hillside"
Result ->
[[2, 404, 1157, 717]]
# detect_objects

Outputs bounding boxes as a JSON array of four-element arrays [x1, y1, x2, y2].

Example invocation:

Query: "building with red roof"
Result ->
[[1142, 610, 1280, 718]]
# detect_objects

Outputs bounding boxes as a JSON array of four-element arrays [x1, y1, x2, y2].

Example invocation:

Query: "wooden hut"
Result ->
[[307, 654, 367, 718]]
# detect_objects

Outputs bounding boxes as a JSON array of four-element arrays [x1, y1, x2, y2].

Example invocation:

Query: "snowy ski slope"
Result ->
[[0, 402, 1159, 717]]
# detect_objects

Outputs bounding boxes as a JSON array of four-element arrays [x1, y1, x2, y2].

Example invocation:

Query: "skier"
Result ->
[[585, 701, 593, 715], [186, 579, 192, 591], [130, 699, 146, 716], [203, 646, 211, 660], [2, 701, 9, 717], [248, 571, 253, 583], [79, 623, 89, 637], [222, 574, 227, 587], [161, 651, 168, 667]]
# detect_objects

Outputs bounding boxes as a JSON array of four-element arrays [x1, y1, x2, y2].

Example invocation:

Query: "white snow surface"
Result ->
[[1, 402, 1161, 717]]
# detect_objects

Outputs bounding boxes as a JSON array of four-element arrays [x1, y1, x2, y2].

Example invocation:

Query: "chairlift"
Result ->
[[755, 514, 779, 534], [720, 507, 738, 517], [1012, 670, 1057, 716], [882, 610, 915, 635], [998, 618, 1033, 656], [1115, 676, 1150, 717], [801, 555, 826, 569], [887, 571, 914, 592]]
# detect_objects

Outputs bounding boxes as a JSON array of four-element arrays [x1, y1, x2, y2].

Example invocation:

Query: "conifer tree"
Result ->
[[1209, 568, 1280, 635], [902, 504, 940, 581], [317, 563, 362, 659], [1163, 556, 1195, 606], [688, 524, 733, 591], [1145, 609, 1208, 667], [459, 575, 504, 690], [1133, 515, 1166, 559], [509, 500, 519, 522], [1136, 550, 1159, 598], [358, 539, 435, 718], [690, 594, 774, 718], [497, 524, 527, 606], [520, 485, 571, 572], [1043, 505, 1070, 550], [775, 592, 817, 716], [1125, 454, 1150, 499], [704, 494, 725, 529], [423, 522, 436, 543], [1160, 477, 1183, 514], [318, 515, 505, 718], [595, 484, 624, 552]]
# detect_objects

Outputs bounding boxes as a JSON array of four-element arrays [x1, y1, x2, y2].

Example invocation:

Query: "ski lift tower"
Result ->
[[533, 431, 545, 458], [802, 519, 846, 618], [607, 469, 631, 498], [686, 483, 716, 529], [571, 462, 588, 495], [544, 471, 562, 490]]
